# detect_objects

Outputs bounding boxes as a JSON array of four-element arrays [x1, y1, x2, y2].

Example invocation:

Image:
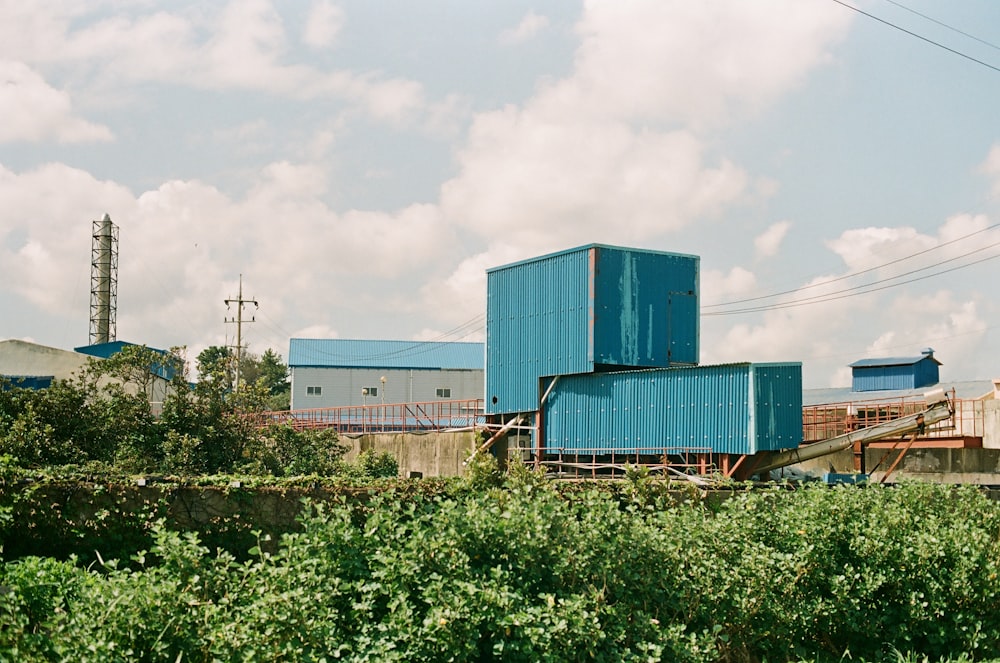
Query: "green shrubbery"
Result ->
[[2, 478, 1000, 662], [0, 346, 355, 478]]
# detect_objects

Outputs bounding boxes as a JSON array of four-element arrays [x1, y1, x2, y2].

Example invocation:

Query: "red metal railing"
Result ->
[[802, 392, 985, 443], [253, 398, 486, 434]]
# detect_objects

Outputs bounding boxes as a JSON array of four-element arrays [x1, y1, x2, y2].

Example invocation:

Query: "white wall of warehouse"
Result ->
[[290, 367, 484, 409]]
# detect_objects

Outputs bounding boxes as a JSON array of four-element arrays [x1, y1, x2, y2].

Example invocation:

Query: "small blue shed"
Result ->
[[849, 348, 940, 392], [486, 244, 699, 415]]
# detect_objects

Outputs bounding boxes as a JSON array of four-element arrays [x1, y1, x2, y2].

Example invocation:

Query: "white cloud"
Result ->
[[702, 212, 1000, 387], [0, 3, 427, 124], [441, 109, 749, 247], [982, 143, 1000, 198], [0, 60, 113, 143], [701, 266, 757, 305], [0, 159, 463, 352], [553, 0, 852, 127], [754, 220, 791, 259], [303, 0, 345, 50], [500, 11, 550, 44]]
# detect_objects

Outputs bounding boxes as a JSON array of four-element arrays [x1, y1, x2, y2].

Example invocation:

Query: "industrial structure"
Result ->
[[849, 348, 941, 392], [288, 338, 484, 410], [261, 242, 1000, 483], [89, 214, 119, 346]]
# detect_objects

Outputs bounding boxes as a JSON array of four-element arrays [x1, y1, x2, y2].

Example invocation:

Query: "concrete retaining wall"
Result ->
[[783, 446, 1000, 484], [342, 430, 477, 478]]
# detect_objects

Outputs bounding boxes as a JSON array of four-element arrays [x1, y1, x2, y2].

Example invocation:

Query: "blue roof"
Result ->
[[849, 354, 941, 368], [486, 242, 699, 274], [74, 341, 177, 381], [288, 339, 484, 370]]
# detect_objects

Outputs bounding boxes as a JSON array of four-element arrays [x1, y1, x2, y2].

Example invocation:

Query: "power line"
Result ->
[[704, 248, 1000, 316], [830, 0, 1000, 74], [879, 0, 1000, 53], [703, 223, 1000, 309]]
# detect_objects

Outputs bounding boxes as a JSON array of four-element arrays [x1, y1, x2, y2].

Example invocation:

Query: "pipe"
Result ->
[[754, 398, 953, 474]]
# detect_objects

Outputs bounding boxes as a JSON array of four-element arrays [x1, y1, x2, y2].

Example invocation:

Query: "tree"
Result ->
[[197, 346, 234, 389], [258, 349, 289, 396]]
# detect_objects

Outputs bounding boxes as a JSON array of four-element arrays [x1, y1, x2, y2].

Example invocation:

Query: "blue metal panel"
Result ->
[[913, 357, 939, 388], [486, 247, 592, 414], [542, 362, 801, 455], [289, 339, 484, 370], [486, 244, 699, 415], [75, 341, 132, 359], [852, 366, 918, 392], [750, 363, 804, 450], [849, 353, 941, 392], [1, 375, 54, 390], [592, 246, 698, 367]]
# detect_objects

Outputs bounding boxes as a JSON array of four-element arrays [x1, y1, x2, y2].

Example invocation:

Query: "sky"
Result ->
[[2, 0, 1000, 389]]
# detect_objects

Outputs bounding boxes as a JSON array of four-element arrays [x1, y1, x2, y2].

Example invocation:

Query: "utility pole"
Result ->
[[224, 274, 258, 391]]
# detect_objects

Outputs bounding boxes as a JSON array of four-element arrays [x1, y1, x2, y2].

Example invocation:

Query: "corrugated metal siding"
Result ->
[[591, 247, 698, 367], [914, 358, 939, 388], [750, 363, 804, 450], [850, 356, 941, 392], [291, 367, 483, 409], [852, 365, 917, 392], [486, 244, 699, 415], [486, 248, 592, 414], [542, 363, 801, 455]]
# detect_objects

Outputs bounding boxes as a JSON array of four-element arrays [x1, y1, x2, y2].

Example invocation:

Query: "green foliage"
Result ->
[[244, 425, 349, 477], [257, 348, 290, 396], [465, 450, 503, 489], [333, 449, 401, 480], [196, 344, 234, 388], [2, 483, 1000, 661]]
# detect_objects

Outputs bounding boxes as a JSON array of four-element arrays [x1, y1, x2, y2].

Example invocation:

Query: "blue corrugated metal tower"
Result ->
[[849, 348, 940, 392], [486, 244, 699, 415]]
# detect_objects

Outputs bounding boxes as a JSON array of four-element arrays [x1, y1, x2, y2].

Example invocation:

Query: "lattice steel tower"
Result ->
[[89, 213, 119, 345]]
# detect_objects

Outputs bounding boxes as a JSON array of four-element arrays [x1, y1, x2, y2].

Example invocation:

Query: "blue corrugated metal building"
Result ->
[[75, 341, 178, 381], [542, 362, 802, 455], [289, 339, 484, 409], [486, 244, 699, 415], [850, 348, 940, 392]]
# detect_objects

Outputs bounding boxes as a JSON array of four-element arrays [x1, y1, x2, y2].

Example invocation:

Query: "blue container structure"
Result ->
[[486, 244, 699, 415], [849, 349, 940, 392], [541, 362, 802, 456]]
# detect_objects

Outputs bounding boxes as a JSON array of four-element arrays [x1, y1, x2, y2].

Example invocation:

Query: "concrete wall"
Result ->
[[342, 430, 477, 478], [0, 339, 93, 380], [782, 446, 1000, 484], [984, 400, 1000, 450]]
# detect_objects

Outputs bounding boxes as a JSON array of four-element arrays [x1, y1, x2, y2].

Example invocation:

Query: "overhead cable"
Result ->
[[830, 0, 1000, 74]]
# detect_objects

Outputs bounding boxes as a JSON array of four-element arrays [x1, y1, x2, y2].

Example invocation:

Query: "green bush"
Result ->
[[3, 482, 999, 661]]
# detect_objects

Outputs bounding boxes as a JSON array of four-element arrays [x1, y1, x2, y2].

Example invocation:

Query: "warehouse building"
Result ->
[[288, 338, 484, 410]]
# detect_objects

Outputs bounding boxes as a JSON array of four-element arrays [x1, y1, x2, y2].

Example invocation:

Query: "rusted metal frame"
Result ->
[[722, 454, 753, 478], [466, 413, 527, 464], [868, 435, 907, 475], [729, 451, 767, 481], [879, 432, 920, 484]]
